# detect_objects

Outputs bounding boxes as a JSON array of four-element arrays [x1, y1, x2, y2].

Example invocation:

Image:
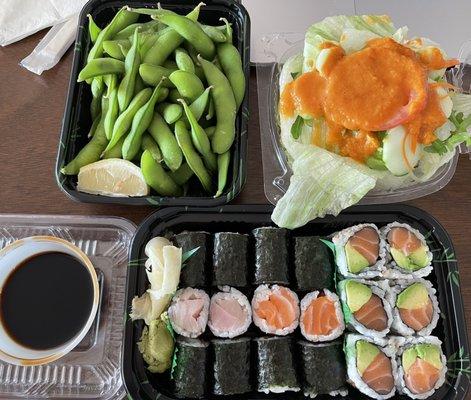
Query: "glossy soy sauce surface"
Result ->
[[0, 251, 94, 350]]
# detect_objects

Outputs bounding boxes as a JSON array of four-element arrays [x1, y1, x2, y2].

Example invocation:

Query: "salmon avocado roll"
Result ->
[[345, 334, 397, 399], [252, 285, 300, 335], [299, 289, 344, 342], [333, 224, 386, 279], [338, 279, 393, 338]]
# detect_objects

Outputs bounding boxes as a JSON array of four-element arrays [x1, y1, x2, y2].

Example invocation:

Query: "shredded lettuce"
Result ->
[[271, 146, 377, 229]]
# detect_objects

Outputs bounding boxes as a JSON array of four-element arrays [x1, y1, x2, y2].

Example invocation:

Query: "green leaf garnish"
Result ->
[[320, 238, 336, 258], [291, 115, 304, 139], [181, 246, 200, 268]]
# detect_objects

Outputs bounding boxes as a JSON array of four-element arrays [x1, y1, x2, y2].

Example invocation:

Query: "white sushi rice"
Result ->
[[338, 279, 393, 339], [386, 279, 440, 337], [395, 336, 447, 399], [168, 287, 210, 338], [299, 289, 345, 342], [252, 284, 300, 336], [345, 334, 398, 400], [304, 388, 349, 398], [333, 223, 387, 279], [380, 222, 433, 279], [208, 286, 252, 338]]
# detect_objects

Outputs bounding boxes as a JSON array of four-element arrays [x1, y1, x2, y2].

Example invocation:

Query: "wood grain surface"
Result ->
[[1, 31, 470, 343]]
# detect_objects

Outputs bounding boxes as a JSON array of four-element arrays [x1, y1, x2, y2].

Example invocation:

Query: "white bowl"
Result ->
[[0, 236, 99, 366]]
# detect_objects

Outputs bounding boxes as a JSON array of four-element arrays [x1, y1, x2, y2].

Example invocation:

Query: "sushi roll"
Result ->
[[252, 285, 300, 335], [333, 224, 387, 279], [212, 337, 252, 395], [173, 337, 208, 398], [254, 336, 300, 393], [213, 232, 248, 287], [253, 226, 289, 285], [388, 279, 440, 336], [172, 231, 209, 287], [298, 340, 348, 397], [381, 222, 433, 279], [294, 236, 335, 291], [168, 287, 210, 338], [396, 336, 447, 399], [299, 289, 345, 342], [345, 334, 397, 399], [208, 286, 252, 338], [338, 279, 393, 338]]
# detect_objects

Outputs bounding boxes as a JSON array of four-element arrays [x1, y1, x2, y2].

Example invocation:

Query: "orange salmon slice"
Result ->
[[347, 227, 379, 265], [354, 294, 388, 331], [302, 296, 340, 336], [388, 227, 422, 256], [362, 351, 395, 395], [256, 287, 297, 329], [399, 297, 433, 331], [405, 358, 440, 394]]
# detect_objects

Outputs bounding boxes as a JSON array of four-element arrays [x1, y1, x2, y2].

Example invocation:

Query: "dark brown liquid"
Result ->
[[0, 252, 94, 350]]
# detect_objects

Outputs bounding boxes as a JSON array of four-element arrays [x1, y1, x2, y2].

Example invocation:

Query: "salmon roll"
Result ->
[[345, 334, 397, 399], [381, 222, 433, 279], [333, 224, 387, 279], [168, 288, 210, 338], [252, 285, 300, 335], [396, 336, 447, 399], [387, 279, 440, 336], [208, 286, 252, 338], [299, 289, 345, 342], [338, 279, 393, 338]]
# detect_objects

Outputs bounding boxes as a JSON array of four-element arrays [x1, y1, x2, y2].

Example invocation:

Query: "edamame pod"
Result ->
[[148, 112, 183, 172], [90, 95, 101, 120], [139, 64, 175, 87], [77, 58, 125, 82], [205, 126, 216, 138], [103, 40, 130, 60], [141, 133, 163, 162], [174, 121, 212, 192], [163, 60, 178, 70], [206, 96, 214, 120], [156, 103, 183, 124], [91, 76, 105, 98], [198, 55, 237, 154], [113, 20, 160, 40], [141, 150, 182, 196], [181, 86, 212, 128], [118, 28, 141, 111], [88, 14, 102, 44], [88, 113, 102, 138], [102, 136, 124, 158], [168, 88, 182, 103], [104, 87, 119, 140], [215, 151, 230, 197], [157, 87, 169, 102], [199, 23, 227, 43], [178, 99, 217, 172], [169, 70, 204, 102], [175, 48, 195, 73], [169, 162, 194, 185], [134, 74, 145, 95], [122, 80, 165, 160]]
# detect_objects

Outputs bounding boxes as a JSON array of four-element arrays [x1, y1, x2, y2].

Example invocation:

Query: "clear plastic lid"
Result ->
[[256, 31, 470, 205], [0, 214, 135, 400]]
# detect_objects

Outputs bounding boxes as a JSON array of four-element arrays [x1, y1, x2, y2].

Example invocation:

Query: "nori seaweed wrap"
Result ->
[[294, 236, 334, 291], [173, 231, 209, 287], [212, 232, 248, 287], [253, 227, 289, 285], [212, 338, 251, 395], [254, 336, 300, 393], [173, 337, 208, 398], [297, 340, 347, 397]]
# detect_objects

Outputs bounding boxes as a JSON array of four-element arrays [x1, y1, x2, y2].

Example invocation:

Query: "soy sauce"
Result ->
[[0, 252, 94, 350]]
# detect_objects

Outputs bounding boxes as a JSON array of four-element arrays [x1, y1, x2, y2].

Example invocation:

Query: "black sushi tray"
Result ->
[[122, 204, 470, 400]]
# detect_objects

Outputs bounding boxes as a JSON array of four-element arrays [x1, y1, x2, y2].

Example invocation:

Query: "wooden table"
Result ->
[[1, 32, 471, 340]]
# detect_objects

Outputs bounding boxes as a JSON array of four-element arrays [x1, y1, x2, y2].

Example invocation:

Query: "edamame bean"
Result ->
[[174, 121, 212, 192], [88, 113, 101, 138], [90, 95, 101, 120], [139, 30, 161, 58], [134, 74, 145, 95], [103, 40, 130, 60], [141, 150, 182, 196], [178, 99, 217, 172], [198, 55, 236, 154], [77, 58, 125, 82], [122, 80, 165, 160], [104, 86, 119, 140], [113, 20, 160, 40], [215, 151, 230, 197], [169, 162, 194, 185], [205, 126, 216, 138], [139, 64, 175, 87], [199, 23, 227, 43], [148, 112, 183, 171], [157, 87, 169, 102], [102, 135, 124, 158], [87, 14, 101, 43], [91, 76, 105, 97], [181, 86, 211, 127], [169, 70, 204, 102], [156, 102, 183, 124], [118, 28, 140, 111], [105, 87, 152, 152], [141, 133, 163, 162], [175, 48, 195, 73]]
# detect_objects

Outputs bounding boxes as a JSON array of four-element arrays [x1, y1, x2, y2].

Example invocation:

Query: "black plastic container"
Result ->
[[122, 205, 470, 400], [56, 0, 250, 205]]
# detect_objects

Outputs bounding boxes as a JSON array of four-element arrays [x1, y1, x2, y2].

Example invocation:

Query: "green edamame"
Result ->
[[118, 28, 141, 111], [134, 74, 145, 95], [148, 112, 183, 172], [139, 64, 175, 87], [199, 23, 227, 43], [87, 14, 102, 44], [169, 70, 204, 102], [181, 86, 212, 128], [104, 87, 119, 140], [174, 121, 212, 192], [90, 95, 101, 120], [206, 96, 214, 120], [163, 60, 178, 70], [156, 103, 183, 124], [118, 41, 130, 58], [113, 20, 160, 40], [205, 126, 216, 138], [88, 113, 101, 138], [198, 55, 236, 154], [169, 162, 194, 185], [215, 151, 230, 197], [157, 87, 169, 102], [175, 48, 195, 73], [77, 58, 125, 82], [102, 135, 124, 158], [140, 150, 182, 196], [105, 87, 152, 152], [141, 133, 163, 162], [122, 80, 164, 160], [178, 99, 217, 172], [103, 40, 130, 60], [91, 76, 104, 97]]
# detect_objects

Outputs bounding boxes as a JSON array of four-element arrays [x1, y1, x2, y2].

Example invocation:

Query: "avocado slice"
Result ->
[[396, 282, 430, 310], [402, 344, 442, 374], [346, 280, 372, 312], [409, 246, 429, 269], [345, 242, 370, 274], [402, 347, 418, 374], [391, 246, 428, 271], [356, 340, 380, 375]]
